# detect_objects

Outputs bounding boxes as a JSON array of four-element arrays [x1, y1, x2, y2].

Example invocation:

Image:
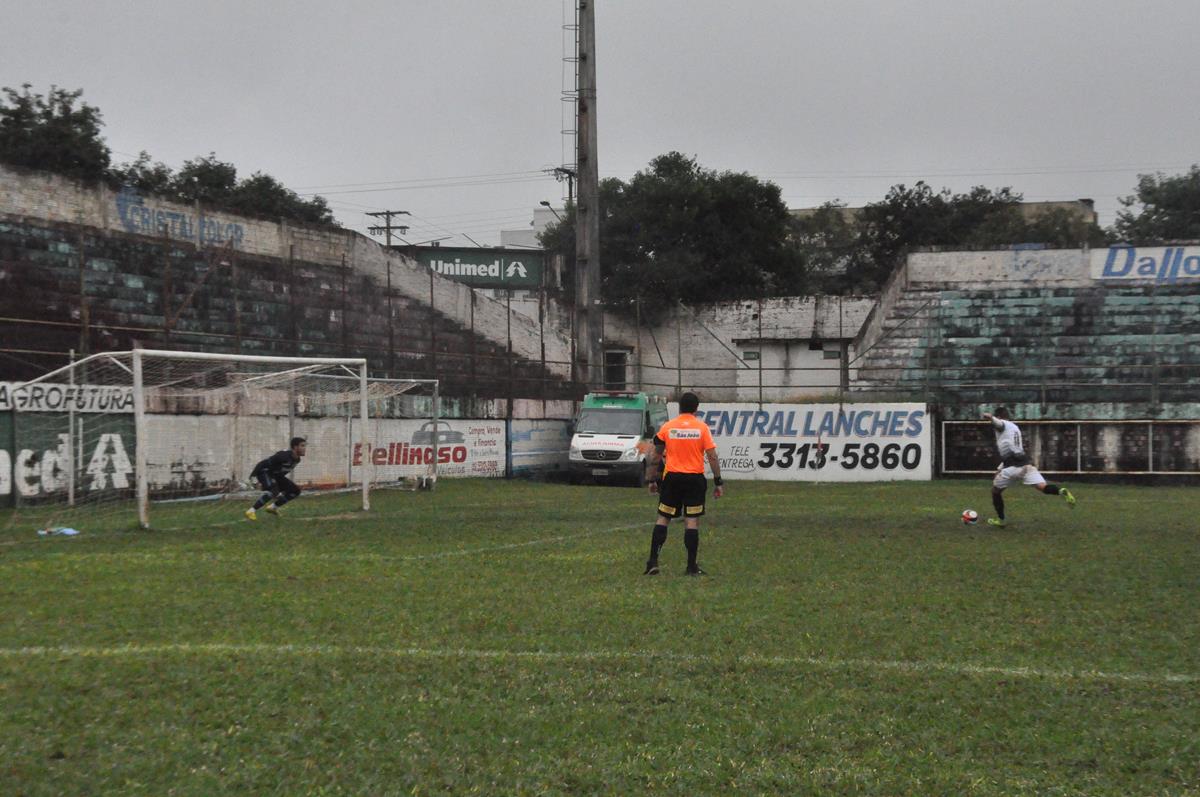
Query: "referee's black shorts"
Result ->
[[657, 472, 707, 518]]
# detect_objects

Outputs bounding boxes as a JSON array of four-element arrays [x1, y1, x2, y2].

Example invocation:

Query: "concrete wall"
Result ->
[[1, 409, 579, 503], [0, 163, 571, 378], [602, 296, 875, 401], [943, 418, 1200, 475], [906, 250, 1094, 288]]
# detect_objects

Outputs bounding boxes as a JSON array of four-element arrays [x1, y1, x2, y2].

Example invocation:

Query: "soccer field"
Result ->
[[1, 480, 1197, 796]]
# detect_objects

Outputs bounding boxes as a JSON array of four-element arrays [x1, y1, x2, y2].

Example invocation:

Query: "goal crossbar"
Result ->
[[8, 350, 439, 530], [131, 350, 371, 528]]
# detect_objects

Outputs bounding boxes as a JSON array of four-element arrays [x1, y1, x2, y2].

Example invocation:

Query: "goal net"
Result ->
[[4, 350, 438, 533]]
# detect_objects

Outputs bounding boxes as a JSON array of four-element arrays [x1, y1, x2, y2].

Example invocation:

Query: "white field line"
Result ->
[[0, 642, 1193, 685], [1, 491, 642, 546], [1, 522, 643, 561], [389, 523, 642, 561]]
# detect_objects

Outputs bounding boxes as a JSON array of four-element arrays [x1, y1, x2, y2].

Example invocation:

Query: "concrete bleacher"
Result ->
[[853, 251, 1200, 412], [0, 217, 575, 401]]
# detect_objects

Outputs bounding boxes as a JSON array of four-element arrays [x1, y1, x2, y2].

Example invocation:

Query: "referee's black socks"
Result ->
[[684, 528, 699, 568], [648, 523, 668, 564]]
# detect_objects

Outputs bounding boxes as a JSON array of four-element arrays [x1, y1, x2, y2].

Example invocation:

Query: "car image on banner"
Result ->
[[669, 402, 932, 482]]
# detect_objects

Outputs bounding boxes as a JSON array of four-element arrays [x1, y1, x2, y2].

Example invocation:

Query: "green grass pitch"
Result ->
[[1, 480, 1197, 795]]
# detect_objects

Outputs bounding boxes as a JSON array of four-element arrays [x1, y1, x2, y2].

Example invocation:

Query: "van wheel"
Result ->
[[635, 462, 648, 488]]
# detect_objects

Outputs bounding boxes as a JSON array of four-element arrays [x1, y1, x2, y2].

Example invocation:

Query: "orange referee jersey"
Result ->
[[656, 413, 716, 475]]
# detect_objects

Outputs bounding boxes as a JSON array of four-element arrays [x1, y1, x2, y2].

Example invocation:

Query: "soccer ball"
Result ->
[[961, 509, 979, 525]]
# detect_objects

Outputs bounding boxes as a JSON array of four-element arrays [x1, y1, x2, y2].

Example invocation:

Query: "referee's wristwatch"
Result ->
[[713, 476, 724, 487]]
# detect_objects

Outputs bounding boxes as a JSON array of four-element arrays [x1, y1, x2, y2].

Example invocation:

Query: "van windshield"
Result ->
[[577, 408, 644, 436]]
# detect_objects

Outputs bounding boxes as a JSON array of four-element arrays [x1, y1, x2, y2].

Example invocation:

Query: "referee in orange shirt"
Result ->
[[642, 392, 724, 576]]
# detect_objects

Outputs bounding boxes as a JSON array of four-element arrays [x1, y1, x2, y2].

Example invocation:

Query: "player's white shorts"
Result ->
[[993, 464, 1045, 490]]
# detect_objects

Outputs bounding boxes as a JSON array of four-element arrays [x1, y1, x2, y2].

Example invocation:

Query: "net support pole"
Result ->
[[359, 361, 370, 512], [67, 348, 76, 508], [431, 380, 440, 486], [132, 348, 149, 528]]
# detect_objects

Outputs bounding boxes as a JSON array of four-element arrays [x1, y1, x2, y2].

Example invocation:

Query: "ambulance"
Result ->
[[568, 391, 669, 485]]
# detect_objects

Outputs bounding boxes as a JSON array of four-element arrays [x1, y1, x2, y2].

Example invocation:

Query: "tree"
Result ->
[[1112, 166, 1200, 242], [107, 151, 335, 225], [790, 202, 869, 294], [228, 172, 334, 225], [0, 84, 110, 181], [817, 183, 1106, 292], [108, 151, 174, 195], [539, 152, 803, 319], [2, 83, 336, 226], [170, 153, 238, 205]]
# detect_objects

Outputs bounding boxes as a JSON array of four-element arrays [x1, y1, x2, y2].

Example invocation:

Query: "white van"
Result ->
[[568, 391, 670, 486]]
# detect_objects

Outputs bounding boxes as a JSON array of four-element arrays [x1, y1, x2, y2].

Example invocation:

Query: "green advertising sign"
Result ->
[[412, 247, 544, 289]]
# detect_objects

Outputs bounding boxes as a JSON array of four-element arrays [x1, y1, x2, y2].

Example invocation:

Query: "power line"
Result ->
[[302, 175, 554, 197], [295, 168, 544, 192]]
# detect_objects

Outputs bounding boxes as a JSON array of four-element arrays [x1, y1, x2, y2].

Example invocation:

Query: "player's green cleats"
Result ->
[[1062, 488, 1076, 508], [244, 508, 257, 521], [986, 517, 1006, 528], [264, 504, 279, 516]]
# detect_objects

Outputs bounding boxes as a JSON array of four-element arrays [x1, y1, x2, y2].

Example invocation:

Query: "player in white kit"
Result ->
[[984, 407, 1076, 527]]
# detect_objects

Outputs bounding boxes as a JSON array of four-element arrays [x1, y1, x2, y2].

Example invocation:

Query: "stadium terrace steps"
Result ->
[[0, 218, 575, 400], [851, 283, 1200, 404]]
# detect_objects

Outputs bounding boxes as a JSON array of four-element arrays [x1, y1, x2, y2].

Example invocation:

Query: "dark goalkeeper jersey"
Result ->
[[252, 450, 300, 478]]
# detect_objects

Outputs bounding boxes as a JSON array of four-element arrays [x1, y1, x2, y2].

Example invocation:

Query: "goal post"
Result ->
[[131, 349, 372, 528], [6, 349, 438, 532]]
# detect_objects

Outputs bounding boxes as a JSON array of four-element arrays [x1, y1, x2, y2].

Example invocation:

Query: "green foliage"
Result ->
[[1113, 165, 1200, 242], [802, 183, 1108, 293], [1, 479, 1197, 795], [107, 150, 174, 195], [0, 84, 110, 181], [791, 202, 871, 294], [171, 153, 239, 204], [143, 154, 336, 225], [225, 172, 334, 224], [0, 84, 335, 226], [542, 153, 1112, 305], [540, 153, 803, 319]]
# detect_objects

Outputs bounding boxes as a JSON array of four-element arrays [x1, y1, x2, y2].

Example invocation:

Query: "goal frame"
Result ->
[[131, 349, 371, 528], [11, 348, 441, 530]]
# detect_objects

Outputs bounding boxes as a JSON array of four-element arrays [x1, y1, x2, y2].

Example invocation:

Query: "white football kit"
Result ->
[[991, 419, 1045, 489]]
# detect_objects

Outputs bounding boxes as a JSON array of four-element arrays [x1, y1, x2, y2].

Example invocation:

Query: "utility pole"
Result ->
[[575, 0, 602, 389], [366, 210, 410, 249], [367, 210, 410, 376], [548, 166, 577, 204]]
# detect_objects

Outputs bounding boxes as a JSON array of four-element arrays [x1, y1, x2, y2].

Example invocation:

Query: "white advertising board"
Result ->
[[137, 416, 506, 494], [0, 382, 134, 413], [1091, 246, 1200, 283], [672, 402, 932, 482], [349, 418, 506, 480]]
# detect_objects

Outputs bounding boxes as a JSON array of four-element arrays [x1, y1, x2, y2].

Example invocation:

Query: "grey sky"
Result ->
[[7, 1, 1200, 246]]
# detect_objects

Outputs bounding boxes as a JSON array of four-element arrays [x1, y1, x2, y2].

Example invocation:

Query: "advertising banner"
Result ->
[[350, 418, 506, 479], [672, 402, 931, 482], [0, 413, 136, 499], [0, 382, 134, 413], [1091, 246, 1200, 284], [411, 246, 543, 289]]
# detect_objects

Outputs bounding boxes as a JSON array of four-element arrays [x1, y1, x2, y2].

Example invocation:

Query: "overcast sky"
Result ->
[[7, 1, 1200, 246]]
